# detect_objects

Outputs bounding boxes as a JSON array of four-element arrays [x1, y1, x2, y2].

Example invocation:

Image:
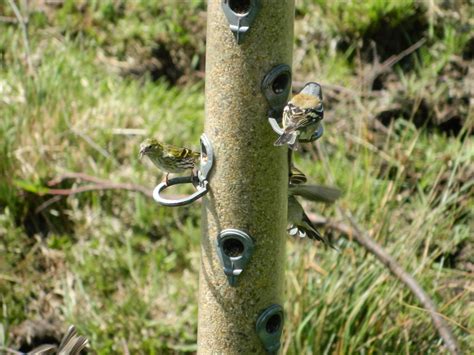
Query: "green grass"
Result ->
[[1, 1, 472, 354]]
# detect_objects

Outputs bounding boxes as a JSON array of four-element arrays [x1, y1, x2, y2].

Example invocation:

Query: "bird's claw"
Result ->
[[161, 173, 170, 186]]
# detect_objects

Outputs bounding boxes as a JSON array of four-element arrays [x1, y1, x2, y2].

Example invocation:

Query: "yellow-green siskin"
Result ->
[[274, 82, 324, 150], [139, 138, 200, 182]]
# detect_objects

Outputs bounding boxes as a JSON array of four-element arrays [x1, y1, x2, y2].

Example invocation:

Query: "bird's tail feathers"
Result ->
[[305, 227, 323, 242], [306, 229, 338, 250], [302, 215, 338, 250]]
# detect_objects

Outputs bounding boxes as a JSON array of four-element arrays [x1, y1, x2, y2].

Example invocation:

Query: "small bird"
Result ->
[[139, 138, 200, 184], [287, 195, 335, 248], [274, 82, 324, 150]]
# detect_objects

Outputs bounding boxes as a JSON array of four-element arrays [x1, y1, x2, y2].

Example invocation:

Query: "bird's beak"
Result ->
[[139, 147, 146, 159]]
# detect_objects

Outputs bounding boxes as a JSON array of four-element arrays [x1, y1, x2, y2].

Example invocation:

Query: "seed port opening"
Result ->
[[201, 150, 208, 162], [265, 314, 282, 334], [228, 0, 251, 15], [223, 238, 245, 258], [272, 72, 290, 95]]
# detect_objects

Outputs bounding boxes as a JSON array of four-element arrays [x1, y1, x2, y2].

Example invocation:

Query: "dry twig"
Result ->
[[363, 38, 426, 89], [0, 15, 18, 24], [45, 173, 153, 198], [32, 172, 187, 213], [308, 211, 461, 355]]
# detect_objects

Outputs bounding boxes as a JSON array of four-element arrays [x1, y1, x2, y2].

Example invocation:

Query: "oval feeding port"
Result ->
[[272, 72, 290, 95], [256, 304, 284, 353], [262, 64, 292, 119], [265, 313, 282, 334], [222, 0, 260, 44], [228, 0, 251, 15], [216, 229, 255, 286]]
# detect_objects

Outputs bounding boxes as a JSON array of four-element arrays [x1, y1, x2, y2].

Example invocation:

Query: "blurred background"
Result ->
[[0, 0, 472, 353]]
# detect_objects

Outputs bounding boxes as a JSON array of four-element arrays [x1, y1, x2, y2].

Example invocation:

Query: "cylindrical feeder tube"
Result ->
[[199, 0, 295, 353]]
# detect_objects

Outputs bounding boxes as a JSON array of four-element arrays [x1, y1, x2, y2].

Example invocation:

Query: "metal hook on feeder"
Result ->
[[222, 0, 261, 44], [215, 229, 255, 286], [262, 64, 292, 121], [153, 134, 214, 207], [256, 304, 284, 354]]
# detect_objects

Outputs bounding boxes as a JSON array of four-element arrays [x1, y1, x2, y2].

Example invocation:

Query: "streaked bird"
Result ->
[[139, 138, 200, 184], [274, 82, 324, 150]]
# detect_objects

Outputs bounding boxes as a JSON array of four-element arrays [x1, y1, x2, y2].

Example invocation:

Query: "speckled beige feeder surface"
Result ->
[[198, 0, 295, 353]]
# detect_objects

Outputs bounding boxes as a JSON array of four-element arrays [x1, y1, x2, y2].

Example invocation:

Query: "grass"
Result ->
[[1, 1, 473, 354]]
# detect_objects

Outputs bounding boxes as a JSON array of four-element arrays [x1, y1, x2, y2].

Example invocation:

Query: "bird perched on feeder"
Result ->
[[139, 138, 200, 184], [274, 82, 324, 150]]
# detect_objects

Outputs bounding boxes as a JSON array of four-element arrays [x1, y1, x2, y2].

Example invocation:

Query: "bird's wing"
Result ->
[[163, 144, 199, 160], [28, 344, 57, 354], [289, 184, 342, 203], [301, 213, 336, 248], [58, 325, 77, 350], [294, 108, 323, 128]]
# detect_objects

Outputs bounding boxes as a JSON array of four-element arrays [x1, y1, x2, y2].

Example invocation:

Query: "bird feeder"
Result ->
[[198, 0, 295, 353]]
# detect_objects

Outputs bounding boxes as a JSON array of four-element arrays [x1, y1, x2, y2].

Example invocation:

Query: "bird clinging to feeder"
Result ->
[[274, 82, 324, 150]]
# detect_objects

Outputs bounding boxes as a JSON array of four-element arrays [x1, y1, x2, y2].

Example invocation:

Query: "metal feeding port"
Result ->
[[256, 304, 284, 354], [222, 0, 261, 44], [215, 229, 255, 286], [262, 64, 292, 120]]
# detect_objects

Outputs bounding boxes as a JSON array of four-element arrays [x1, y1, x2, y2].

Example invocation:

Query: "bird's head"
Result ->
[[139, 138, 163, 158], [291, 82, 323, 111], [300, 82, 322, 99], [291, 93, 321, 110]]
